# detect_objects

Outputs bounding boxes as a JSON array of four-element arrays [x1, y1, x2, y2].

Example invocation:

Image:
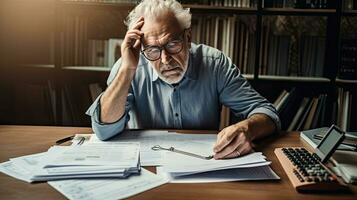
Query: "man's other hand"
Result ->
[[213, 120, 254, 159], [121, 16, 144, 70]]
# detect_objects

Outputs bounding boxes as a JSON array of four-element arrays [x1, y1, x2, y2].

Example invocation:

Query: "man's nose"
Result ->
[[161, 49, 172, 64]]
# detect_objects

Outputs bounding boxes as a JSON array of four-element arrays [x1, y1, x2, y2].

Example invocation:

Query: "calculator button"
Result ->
[[313, 177, 319, 182], [305, 177, 313, 182]]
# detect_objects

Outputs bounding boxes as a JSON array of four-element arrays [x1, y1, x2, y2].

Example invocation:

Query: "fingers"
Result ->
[[214, 128, 237, 153], [214, 129, 253, 159], [215, 141, 253, 159], [221, 143, 253, 159], [133, 39, 141, 49], [126, 31, 143, 41], [214, 135, 243, 159], [222, 149, 241, 159], [133, 19, 144, 29], [133, 16, 144, 30], [122, 18, 144, 49], [122, 31, 144, 56]]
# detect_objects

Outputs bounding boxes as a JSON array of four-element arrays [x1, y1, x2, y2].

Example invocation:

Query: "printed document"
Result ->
[[88, 130, 217, 166], [162, 149, 269, 177], [49, 168, 168, 200], [43, 143, 140, 167], [157, 165, 280, 183]]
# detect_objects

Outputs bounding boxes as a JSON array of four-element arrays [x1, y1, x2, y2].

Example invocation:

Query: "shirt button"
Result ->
[[173, 89, 176, 92], [175, 113, 179, 117]]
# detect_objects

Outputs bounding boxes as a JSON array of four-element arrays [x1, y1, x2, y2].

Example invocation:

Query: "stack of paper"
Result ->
[[49, 169, 168, 200], [1, 142, 141, 182], [0, 130, 280, 199], [157, 166, 279, 183], [32, 143, 140, 181], [331, 151, 357, 184], [158, 141, 275, 179], [88, 130, 279, 183], [88, 130, 217, 166], [0, 152, 46, 183], [0, 152, 168, 199]]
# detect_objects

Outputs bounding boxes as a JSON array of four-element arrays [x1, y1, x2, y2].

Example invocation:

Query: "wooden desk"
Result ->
[[0, 125, 356, 200]]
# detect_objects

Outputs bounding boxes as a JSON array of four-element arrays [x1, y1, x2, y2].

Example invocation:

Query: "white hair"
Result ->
[[125, 0, 192, 30]]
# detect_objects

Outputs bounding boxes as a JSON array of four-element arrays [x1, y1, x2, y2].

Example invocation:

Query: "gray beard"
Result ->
[[156, 55, 189, 84]]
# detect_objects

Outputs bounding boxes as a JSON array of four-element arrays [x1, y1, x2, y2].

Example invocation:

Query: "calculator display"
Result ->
[[315, 125, 345, 163]]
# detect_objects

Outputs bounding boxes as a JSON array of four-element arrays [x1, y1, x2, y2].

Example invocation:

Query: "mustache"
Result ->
[[159, 62, 181, 72]]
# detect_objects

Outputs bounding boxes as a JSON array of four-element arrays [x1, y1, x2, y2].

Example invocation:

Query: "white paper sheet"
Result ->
[[162, 151, 268, 176], [88, 130, 218, 166], [0, 161, 32, 183], [156, 165, 280, 183], [0, 152, 47, 183], [48, 169, 169, 200], [171, 161, 272, 177], [43, 143, 140, 168]]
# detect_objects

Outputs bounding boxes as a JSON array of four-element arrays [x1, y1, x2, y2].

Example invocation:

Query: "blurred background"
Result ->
[[0, 0, 356, 132]]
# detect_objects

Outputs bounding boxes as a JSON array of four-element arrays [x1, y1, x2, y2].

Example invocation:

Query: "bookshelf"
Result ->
[[0, 0, 356, 131]]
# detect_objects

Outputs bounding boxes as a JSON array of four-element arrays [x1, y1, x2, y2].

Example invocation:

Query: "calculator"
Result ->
[[274, 125, 349, 192]]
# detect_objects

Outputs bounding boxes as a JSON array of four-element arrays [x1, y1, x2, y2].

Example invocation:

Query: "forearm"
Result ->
[[100, 66, 136, 123], [245, 113, 277, 140]]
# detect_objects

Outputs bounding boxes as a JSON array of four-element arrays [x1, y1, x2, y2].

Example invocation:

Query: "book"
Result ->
[[296, 98, 314, 131], [273, 90, 288, 107], [108, 38, 123, 68], [300, 127, 357, 151], [287, 97, 310, 131], [339, 38, 357, 80], [276, 88, 302, 130], [275, 90, 290, 111], [303, 97, 319, 130], [311, 94, 326, 129]]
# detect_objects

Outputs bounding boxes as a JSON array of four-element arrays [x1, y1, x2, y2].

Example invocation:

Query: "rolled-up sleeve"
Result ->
[[216, 53, 281, 131], [85, 59, 134, 140]]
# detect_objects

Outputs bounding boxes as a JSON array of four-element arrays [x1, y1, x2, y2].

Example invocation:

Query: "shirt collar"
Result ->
[[151, 66, 159, 82]]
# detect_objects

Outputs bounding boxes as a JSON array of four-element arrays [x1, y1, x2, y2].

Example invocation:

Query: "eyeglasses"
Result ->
[[141, 30, 186, 61]]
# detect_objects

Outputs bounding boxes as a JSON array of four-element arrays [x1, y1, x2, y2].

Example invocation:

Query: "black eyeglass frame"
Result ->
[[140, 29, 188, 61]]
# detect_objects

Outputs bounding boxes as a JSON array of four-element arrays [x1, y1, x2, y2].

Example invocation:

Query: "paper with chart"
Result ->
[[49, 168, 168, 200], [156, 165, 280, 183], [88, 130, 218, 166]]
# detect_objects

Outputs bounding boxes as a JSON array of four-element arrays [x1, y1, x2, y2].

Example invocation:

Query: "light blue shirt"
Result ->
[[86, 43, 280, 140]]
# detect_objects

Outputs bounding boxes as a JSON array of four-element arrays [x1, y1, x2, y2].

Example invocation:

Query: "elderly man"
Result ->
[[86, 0, 280, 159]]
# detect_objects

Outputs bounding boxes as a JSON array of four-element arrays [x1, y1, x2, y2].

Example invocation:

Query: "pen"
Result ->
[[55, 135, 74, 145], [151, 145, 213, 160]]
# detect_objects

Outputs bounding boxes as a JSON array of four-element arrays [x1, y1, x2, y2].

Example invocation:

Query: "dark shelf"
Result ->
[[62, 66, 111, 72], [59, 0, 135, 9], [59, 1, 258, 14], [18, 64, 55, 69], [335, 78, 357, 84], [257, 75, 331, 82], [342, 10, 357, 16], [186, 4, 257, 14], [261, 8, 336, 16]]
